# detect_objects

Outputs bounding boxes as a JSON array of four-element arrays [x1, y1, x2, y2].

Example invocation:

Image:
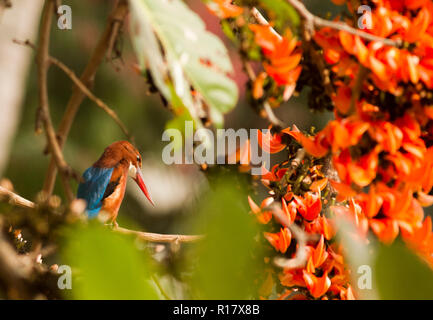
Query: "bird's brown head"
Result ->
[[94, 141, 142, 169], [94, 141, 153, 206]]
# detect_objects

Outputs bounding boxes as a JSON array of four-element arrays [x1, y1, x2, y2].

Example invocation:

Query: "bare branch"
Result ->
[[36, 0, 74, 202], [250, 8, 281, 41], [0, 186, 35, 209], [50, 57, 132, 140], [115, 227, 204, 243], [252, 4, 401, 47], [43, 0, 129, 197], [0, 187, 204, 244], [285, 0, 401, 47], [14, 39, 132, 141]]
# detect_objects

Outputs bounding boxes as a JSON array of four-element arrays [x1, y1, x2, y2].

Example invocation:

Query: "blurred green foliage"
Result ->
[[375, 241, 433, 300], [186, 175, 261, 299], [61, 222, 158, 299]]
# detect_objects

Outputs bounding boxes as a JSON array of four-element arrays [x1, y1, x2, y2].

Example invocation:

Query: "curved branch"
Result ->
[[0, 187, 203, 244], [285, 0, 401, 47], [115, 227, 204, 243], [43, 0, 129, 197], [250, 8, 281, 41], [36, 0, 75, 202], [49, 56, 132, 140], [14, 39, 132, 141]]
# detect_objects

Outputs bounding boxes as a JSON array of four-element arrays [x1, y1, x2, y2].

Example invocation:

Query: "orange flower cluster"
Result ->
[[206, 0, 243, 19], [249, 25, 302, 88], [291, 0, 433, 266], [208, 0, 433, 299], [249, 129, 355, 299]]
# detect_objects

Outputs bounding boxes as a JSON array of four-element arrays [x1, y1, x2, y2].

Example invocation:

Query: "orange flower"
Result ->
[[294, 192, 322, 221], [264, 227, 292, 253], [333, 86, 352, 115], [368, 121, 403, 154], [257, 129, 286, 154], [303, 270, 331, 298], [325, 118, 369, 152], [248, 196, 273, 224], [283, 127, 329, 158], [279, 269, 305, 288], [369, 218, 399, 244], [340, 285, 356, 300], [356, 186, 383, 219], [310, 178, 328, 193], [250, 24, 302, 86], [206, 0, 243, 19], [306, 236, 329, 273], [260, 164, 288, 182], [333, 148, 379, 187], [403, 216, 433, 259], [252, 72, 267, 99], [281, 198, 297, 225]]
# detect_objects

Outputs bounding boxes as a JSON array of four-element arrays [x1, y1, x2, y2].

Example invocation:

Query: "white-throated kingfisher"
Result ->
[[77, 141, 154, 226]]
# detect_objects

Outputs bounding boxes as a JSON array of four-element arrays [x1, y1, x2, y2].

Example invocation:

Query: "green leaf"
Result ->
[[61, 223, 158, 299], [129, 0, 238, 127], [374, 241, 433, 300], [186, 176, 260, 299]]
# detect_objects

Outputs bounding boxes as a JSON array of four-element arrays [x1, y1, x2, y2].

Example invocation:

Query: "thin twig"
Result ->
[[50, 57, 132, 139], [0, 187, 204, 244], [115, 227, 204, 243], [250, 8, 281, 41], [252, 4, 400, 47], [43, 0, 129, 197], [14, 39, 132, 140], [0, 186, 35, 209], [36, 0, 74, 202], [285, 0, 401, 47]]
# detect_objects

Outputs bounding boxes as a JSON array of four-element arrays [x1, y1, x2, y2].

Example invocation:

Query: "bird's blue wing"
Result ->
[[77, 166, 114, 218]]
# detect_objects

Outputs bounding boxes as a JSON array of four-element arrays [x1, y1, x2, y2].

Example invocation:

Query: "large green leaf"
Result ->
[[61, 223, 158, 299], [186, 175, 261, 299], [129, 0, 238, 128]]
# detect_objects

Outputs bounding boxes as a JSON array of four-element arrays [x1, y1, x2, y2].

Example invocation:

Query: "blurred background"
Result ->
[[2, 0, 433, 301], [0, 0, 335, 237]]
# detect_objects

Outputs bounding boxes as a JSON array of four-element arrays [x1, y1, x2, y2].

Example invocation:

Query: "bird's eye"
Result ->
[[136, 156, 140, 163]]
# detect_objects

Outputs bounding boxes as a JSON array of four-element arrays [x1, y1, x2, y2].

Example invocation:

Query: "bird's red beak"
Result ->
[[134, 169, 154, 206]]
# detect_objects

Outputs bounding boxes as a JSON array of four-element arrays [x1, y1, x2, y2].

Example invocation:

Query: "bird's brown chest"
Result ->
[[100, 166, 127, 223]]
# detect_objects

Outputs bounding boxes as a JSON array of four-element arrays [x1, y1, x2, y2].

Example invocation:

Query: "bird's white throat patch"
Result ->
[[128, 162, 137, 177]]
